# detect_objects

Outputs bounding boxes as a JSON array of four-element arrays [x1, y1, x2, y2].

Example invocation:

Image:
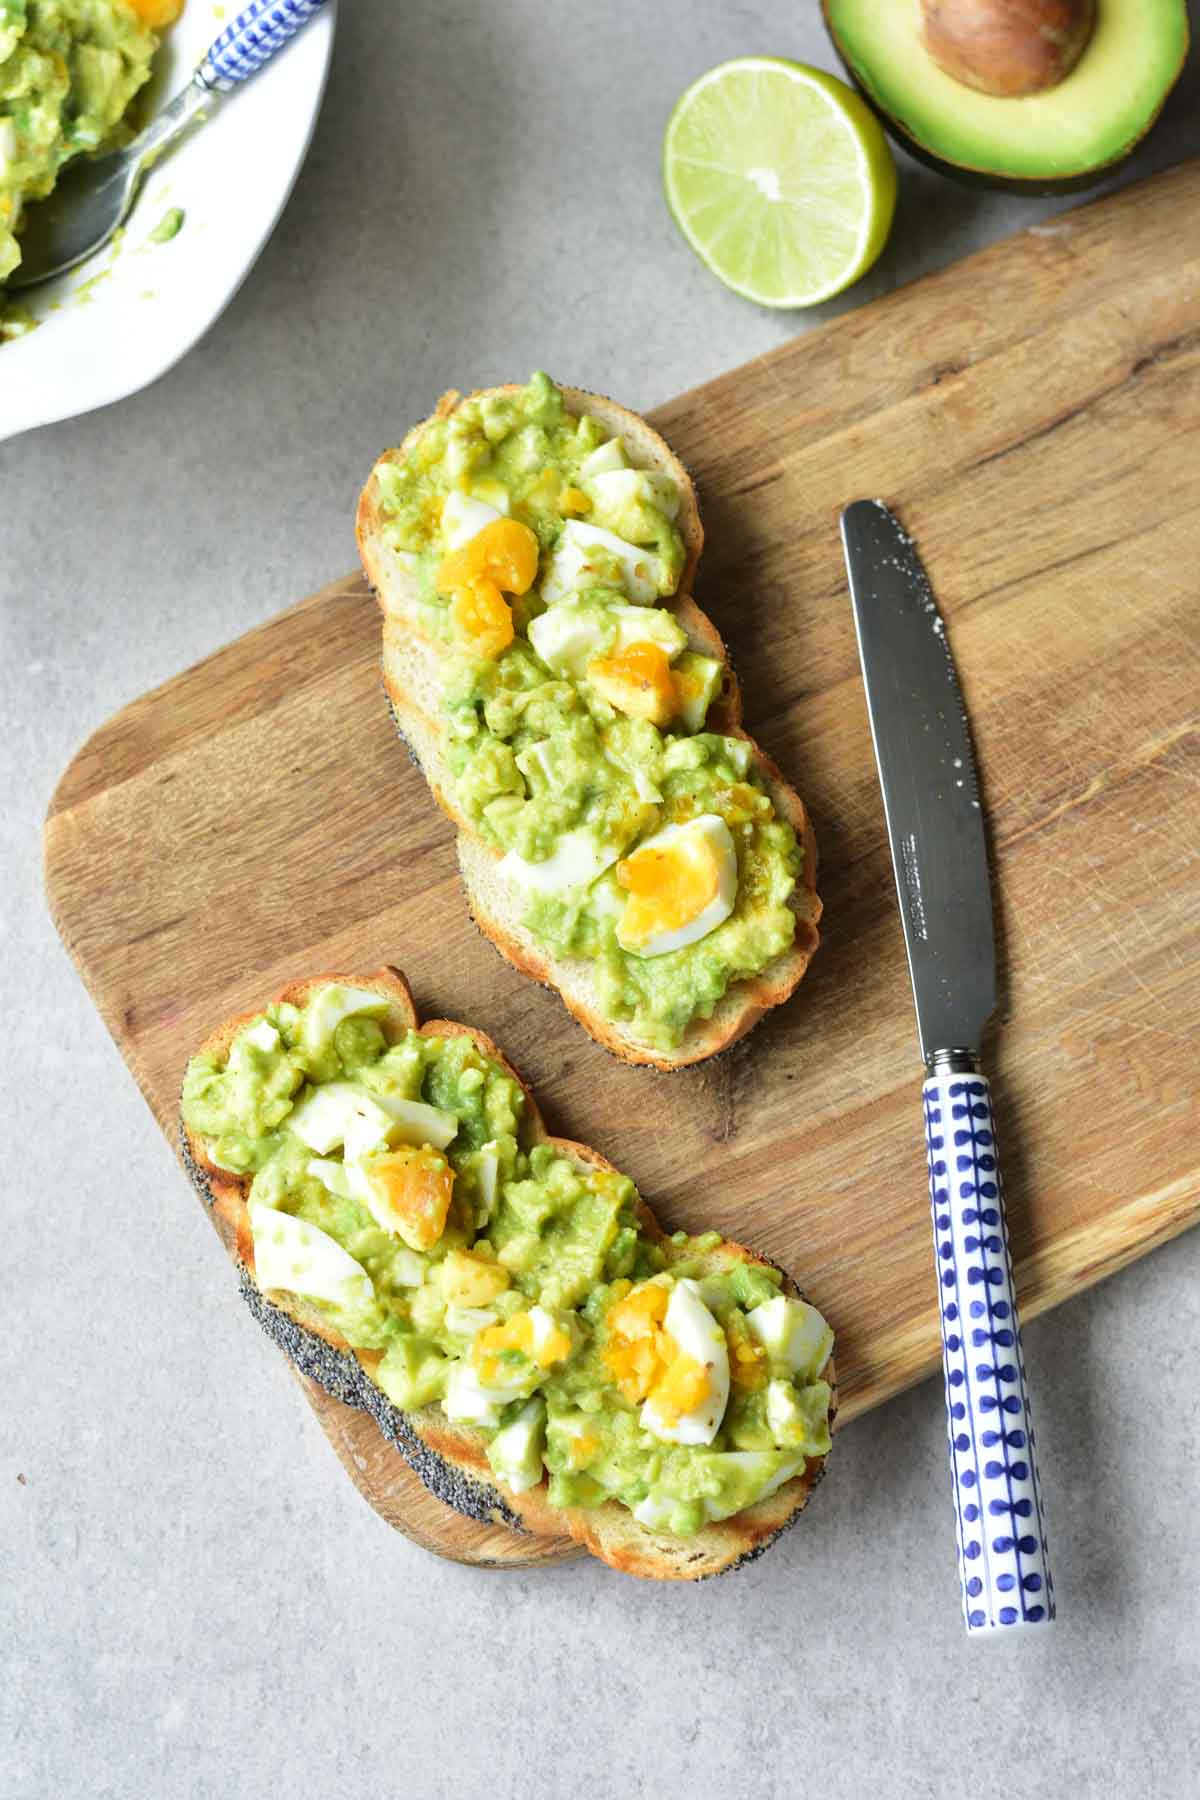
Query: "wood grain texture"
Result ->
[[45, 160, 1200, 1565]]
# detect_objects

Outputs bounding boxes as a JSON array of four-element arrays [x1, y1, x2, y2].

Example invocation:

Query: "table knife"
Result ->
[[839, 499, 1054, 1633]]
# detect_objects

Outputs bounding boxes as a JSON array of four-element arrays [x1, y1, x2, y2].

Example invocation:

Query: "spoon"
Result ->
[[6, 0, 328, 291]]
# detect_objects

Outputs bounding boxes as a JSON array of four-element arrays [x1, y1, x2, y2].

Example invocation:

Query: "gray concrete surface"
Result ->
[[3, 4, 1199, 1796]]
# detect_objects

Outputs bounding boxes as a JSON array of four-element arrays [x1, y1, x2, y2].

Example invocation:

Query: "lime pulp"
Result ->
[[663, 57, 898, 308]]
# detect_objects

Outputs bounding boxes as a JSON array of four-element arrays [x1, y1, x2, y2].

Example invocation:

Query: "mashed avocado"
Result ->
[[376, 373, 803, 1051], [0, 1, 174, 284], [183, 984, 834, 1535]]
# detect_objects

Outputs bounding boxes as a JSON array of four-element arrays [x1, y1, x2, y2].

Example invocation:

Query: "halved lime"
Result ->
[[663, 57, 898, 308]]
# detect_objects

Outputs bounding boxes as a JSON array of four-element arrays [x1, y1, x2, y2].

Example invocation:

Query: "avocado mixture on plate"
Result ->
[[374, 372, 803, 1051], [183, 983, 834, 1535], [0, 0, 180, 285]]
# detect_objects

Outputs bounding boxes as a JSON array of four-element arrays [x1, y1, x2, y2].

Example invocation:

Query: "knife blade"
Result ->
[[841, 498, 994, 1068], [840, 499, 1054, 1634]]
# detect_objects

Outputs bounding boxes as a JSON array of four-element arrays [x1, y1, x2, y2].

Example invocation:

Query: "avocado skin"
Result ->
[[821, 0, 1190, 196]]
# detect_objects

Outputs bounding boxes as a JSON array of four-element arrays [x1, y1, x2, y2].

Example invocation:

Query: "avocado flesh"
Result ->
[[824, 0, 1189, 184]]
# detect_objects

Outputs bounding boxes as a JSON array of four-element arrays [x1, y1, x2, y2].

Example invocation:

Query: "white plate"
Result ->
[[0, 0, 337, 444]]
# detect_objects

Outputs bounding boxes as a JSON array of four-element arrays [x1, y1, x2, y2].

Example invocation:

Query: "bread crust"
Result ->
[[355, 384, 822, 1069], [181, 967, 836, 1579]]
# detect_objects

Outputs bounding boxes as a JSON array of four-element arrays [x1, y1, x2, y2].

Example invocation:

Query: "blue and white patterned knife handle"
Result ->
[[198, 0, 327, 92], [924, 1072, 1055, 1632]]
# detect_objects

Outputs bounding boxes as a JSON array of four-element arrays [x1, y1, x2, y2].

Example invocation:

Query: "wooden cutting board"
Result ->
[[46, 160, 1200, 1570]]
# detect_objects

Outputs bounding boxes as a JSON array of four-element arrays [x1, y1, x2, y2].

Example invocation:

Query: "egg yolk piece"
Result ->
[[650, 1354, 712, 1426], [567, 1432, 601, 1467], [127, 0, 184, 25], [449, 581, 514, 659], [360, 1146, 455, 1253], [615, 814, 740, 960], [602, 1281, 669, 1401], [586, 640, 677, 726], [440, 1247, 510, 1308], [602, 1280, 713, 1430], [436, 518, 540, 659], [437, 517, 539, 599], [725, 1314, 769, 1392], [640, 1280, 731, 1446], [472, 1307, 572, 1387], [616, 838, 718, 944]]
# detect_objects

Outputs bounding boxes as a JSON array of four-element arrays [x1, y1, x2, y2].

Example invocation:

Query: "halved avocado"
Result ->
[[822, 0, 1190, 193]]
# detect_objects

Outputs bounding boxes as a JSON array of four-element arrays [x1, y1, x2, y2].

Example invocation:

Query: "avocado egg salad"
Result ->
[[0, 0, 182, 286], [183, 976, 835, 1573], [360, 373, 818, 1062]]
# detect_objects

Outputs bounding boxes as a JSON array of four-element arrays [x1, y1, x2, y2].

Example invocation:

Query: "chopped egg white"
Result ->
[[471, 479, 511, 514], [475, 1143, 501, 1221], [746, 1296, 833, 1381], [542, 519, 663, 606], [499, 827, 619, 896], [632, 1491, 677, 1531], [579, 438, 628, 478], [587, 467, 680, 522], [249, 1203, 375, 1311], [442, 1364, 507, 1427], [602, 738, 664, 808], [288, 1079, 457, 1161], [701, 1453, 806, 1521], [306, 1155, 375, 1211], [288, 1081, 394, 1157], [633, 1453, 805, 1531], [444, 1316, 544, 1424], [488, 1398, 546, 1493], [441, 490, 507, 549], [640, 1279, 731, 1447], [444, 1305, 500, 1338], [607, 602, 687, 661], [584, 878, 624, 922], [306, 1156, 357, 1200], [766, 1380, 806, 1446], [672, 653, 724, 734], [242, 1018, 280, 1054], [394, 1251, 429, 1288], [763, 1380, 828, 1452], [527, 602, 611, 678], [616, 815, 738, 959], [370, 1092, 459, 1151], [300, 984, 389, 1055], [390, 1249, 428, 1287], [527, 598, 685, 680], [620, 760, 663, 806], [526, 1304, 572, 1362], [514, 739, 556, 789]]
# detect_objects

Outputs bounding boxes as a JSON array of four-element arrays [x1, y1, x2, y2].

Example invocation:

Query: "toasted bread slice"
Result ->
[[356, 384, 822, 1070], [182, 967, 836, 1580]]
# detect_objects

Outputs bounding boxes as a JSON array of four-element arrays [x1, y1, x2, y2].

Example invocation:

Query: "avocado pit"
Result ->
[[920, 0, 1095, 98]]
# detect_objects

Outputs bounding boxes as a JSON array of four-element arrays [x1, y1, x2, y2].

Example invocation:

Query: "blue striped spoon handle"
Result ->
[[923, 1072, 1055, 1632], [198, 0, 328, 92]]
